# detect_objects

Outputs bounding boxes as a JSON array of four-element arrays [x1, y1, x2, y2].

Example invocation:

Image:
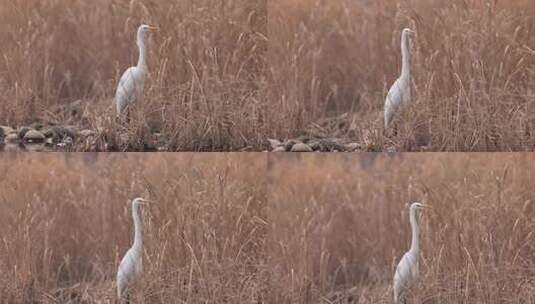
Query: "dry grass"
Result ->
[[3, 0, 535, 151], [0, 153, 267, 303], [0, 0, 267, 151], [269, 0, 535, 151], [268, 153, 535, 303]]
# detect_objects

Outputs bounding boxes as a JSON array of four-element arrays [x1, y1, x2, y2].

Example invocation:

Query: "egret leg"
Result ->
[[400, 292, 407, 304]]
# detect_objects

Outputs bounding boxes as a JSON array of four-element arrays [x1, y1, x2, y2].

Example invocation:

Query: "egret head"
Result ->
[[410, 202, 430, 212], [132, 197, 152, 208], [137, 25, 159, 44], [402, 28, 415, 35], [138, 24, 159, 35]]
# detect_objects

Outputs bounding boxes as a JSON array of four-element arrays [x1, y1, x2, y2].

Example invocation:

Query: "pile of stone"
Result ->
[[268, 137, 362, 152], [0, 125, 96, 147]]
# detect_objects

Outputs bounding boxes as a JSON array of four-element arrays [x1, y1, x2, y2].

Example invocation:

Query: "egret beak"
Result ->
[[140, 199, 154, 205], [148, 26, 159, 32], [421, 204, 432, 210]]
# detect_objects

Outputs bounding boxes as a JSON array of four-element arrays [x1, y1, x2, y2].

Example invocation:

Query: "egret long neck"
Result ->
[[400, 32, 410, 79], [136, 31, 147, 69], [132, 204, 143, 250], [409, 207, 419, 254]]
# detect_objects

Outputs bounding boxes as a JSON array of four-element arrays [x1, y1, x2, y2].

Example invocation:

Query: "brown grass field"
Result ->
[[0, 153, 267, 303], [2, 0, 535, 151], [0, 0, 267, 151], [269, 0, 535, 151], [268, 153, 535, 303]]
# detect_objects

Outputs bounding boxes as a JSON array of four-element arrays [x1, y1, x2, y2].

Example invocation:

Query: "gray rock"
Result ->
[[308, 141, 321, 151], [344, 142, 360, 152], [23, 130, 46, 143], [267, 138, 282, 150], [284, 139, 300, 151], [18, 127, 31, 139], [291, 143, 313, 152], [44, 126, 77, 143], [5, 133, 19, 143], [308, 139, 344, 152], [0, 126, 15, 135], [42, 128, 53, 137]]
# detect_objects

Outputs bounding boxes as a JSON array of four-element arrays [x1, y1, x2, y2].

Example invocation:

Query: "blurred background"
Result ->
[[0, 153, 267, 303], [268, 0, 535, 151], [268, 153, 535, 303], [0, 0, 267, 151]]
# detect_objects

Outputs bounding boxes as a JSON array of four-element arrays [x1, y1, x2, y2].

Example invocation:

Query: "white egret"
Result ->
[[384, 28, 415, 130], [393, 202, 429, 304], [115, 24, 159, 117], [117, 197, 152, 302]]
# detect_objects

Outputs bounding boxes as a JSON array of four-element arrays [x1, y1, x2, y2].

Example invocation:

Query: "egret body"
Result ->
[[384, 28, 415, 129], [117, 197, 151, 302], [393, 202, 428, 304], [115, 24, 158, 116]]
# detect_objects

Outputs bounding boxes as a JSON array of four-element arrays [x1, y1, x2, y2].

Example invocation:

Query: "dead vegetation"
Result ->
[[0, 153, 267, 303], [268, 0, 535, 151], [268, 153, 535, 303], [0, 0, 267, 151], [2, 0, 535, 151]]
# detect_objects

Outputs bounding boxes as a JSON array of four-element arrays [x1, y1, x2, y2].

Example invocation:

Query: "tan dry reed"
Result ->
[[0, 0, 267, 151], [0, 153, 267, 303], [269, 0, 535, 151], [268, 153, 535, 303]]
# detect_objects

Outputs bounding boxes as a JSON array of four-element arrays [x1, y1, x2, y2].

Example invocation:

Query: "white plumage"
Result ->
[[393, 202, 428, 304], [115, 24, 158, 116], [117, 197, 151, 302], [384, 28, 415, 129]]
